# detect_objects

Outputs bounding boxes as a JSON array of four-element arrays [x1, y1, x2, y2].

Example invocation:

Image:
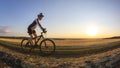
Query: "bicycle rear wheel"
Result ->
[[21, 38, 32, 52], [40, 39, 56, 55]]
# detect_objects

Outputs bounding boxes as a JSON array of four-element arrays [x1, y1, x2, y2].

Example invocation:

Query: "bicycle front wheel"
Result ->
[[40, 39, 56, 55]]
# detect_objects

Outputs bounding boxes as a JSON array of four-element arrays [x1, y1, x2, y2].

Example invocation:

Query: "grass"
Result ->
[[0, 38, 120, 68], [0, 40, 21, 53], [0, 38, 120, 57]]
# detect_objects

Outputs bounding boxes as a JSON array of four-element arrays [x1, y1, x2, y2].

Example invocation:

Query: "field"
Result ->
[[0, 37, 120, 68]]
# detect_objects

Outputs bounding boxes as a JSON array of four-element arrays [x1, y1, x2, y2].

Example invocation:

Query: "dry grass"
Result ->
[[0, 38, 21, 43], [0, 38, 120, 67], [0, 38, 120, 47], [55, 39, 120, 46]]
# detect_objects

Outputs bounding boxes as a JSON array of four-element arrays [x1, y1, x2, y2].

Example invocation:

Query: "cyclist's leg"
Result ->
[[28, 28, 34, 45], [29, 34, 34, 45], [33, 30, 37, 45], [33, 30, 37, 38]]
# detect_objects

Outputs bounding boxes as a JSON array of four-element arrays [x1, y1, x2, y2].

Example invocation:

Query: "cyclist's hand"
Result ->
[[43, 28, 47, 33]]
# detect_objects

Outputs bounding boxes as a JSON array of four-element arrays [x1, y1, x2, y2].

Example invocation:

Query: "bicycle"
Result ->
[[20, 29, 56, 55]]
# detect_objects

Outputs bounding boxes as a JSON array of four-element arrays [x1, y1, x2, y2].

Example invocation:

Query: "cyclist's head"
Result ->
[[38, 13, 44, 20], [38, 13, 44, 17]]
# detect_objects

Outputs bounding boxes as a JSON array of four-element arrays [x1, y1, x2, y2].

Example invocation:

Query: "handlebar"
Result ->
[[41, 28, 47, 35]]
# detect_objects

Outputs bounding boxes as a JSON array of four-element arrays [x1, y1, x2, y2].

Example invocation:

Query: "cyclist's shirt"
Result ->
[[28, 18, 40, 30]]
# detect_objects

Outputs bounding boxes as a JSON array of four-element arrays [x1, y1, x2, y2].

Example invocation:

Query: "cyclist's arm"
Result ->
[[38, 22, 44, 30]]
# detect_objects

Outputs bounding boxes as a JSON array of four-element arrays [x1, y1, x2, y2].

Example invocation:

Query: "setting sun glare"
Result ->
[[86, 26, 98, 37]]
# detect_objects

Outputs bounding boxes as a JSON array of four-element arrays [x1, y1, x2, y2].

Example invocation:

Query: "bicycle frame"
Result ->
[[34, 32, 45, 45]]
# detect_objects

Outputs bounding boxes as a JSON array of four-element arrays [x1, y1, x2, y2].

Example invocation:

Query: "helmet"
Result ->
[[38, 13, 44, 17]]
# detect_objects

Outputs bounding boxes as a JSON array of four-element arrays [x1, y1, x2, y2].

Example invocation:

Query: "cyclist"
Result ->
[[27, 13, 46, 43]]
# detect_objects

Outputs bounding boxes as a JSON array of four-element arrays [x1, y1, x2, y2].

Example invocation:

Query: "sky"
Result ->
[[0, 0, 120, 38]]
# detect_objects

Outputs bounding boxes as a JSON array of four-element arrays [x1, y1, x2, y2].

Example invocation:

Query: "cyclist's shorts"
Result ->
[[27, 27, 36, 35]]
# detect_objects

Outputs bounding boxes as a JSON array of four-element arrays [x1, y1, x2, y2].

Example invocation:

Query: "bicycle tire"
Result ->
[[21, 38, 32, 52], [39, 39, 56, 55]]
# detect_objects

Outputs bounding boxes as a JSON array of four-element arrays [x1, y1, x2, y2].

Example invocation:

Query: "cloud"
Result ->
[[0, 26, 12, 34]]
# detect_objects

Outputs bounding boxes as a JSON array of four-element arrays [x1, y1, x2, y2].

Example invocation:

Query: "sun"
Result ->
[[86, 26, 98, 36]]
